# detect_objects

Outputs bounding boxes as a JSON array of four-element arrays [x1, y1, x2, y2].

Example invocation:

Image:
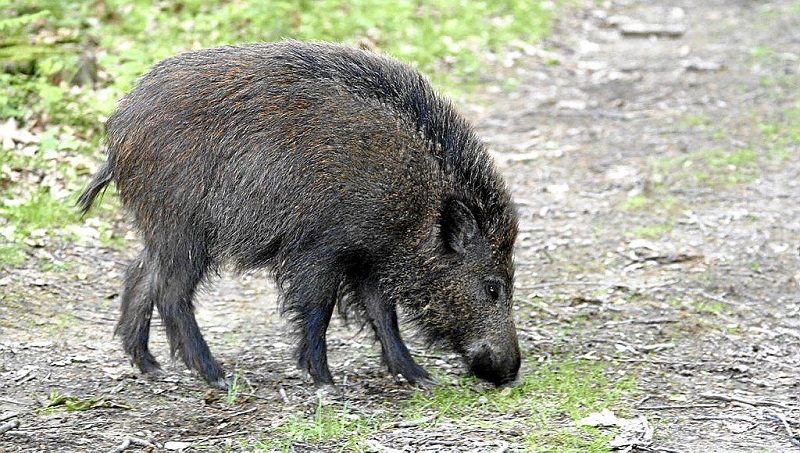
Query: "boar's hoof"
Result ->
[[410, 374, 437, 391], [388, 360, 436, 389], [133, 355, 164, 376], [209, 377, 230, 391]]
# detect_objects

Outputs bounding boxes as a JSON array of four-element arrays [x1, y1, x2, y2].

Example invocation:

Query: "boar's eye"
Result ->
[[483, 280, 504, 303]]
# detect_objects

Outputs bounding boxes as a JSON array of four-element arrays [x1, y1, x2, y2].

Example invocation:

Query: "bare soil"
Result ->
[[2, 0, 800, 452]]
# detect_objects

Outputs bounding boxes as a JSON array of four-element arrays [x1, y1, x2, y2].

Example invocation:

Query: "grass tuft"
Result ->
[[257, 399, 376, 452], [402, 359, 635, 452], [253, 359, 634, 452]]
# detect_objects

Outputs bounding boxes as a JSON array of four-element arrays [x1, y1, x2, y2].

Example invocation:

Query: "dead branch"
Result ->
[[518, 279, 678, 292], [765, 410, 800, 447], [517, 297, 559, 316], [0, 412, 20, 423], [279, 386, 290, 404], [107, 437, 130, 453], [604, 318, 680, 327], [699, 392, 790, 410], [638, 403, 722, 411], [690, 415, 756, 423], [179, 430, 249, 442], [0, 419, 20, 435]]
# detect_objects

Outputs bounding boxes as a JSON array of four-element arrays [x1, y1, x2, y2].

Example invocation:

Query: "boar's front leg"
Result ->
[[362, 280, 435, 388]]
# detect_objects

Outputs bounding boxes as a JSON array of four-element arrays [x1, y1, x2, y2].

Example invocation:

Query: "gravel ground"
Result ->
[[2, 0, 800, 451]]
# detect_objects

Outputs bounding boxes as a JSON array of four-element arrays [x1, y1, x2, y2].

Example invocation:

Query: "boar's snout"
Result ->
[[467, 340, 521, 386]]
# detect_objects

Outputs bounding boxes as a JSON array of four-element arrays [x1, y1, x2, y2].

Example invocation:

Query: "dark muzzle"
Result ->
[[468, 343, 521, 386]]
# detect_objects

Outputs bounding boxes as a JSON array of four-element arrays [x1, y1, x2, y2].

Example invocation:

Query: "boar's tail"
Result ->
[[77, 159, 114, 215]]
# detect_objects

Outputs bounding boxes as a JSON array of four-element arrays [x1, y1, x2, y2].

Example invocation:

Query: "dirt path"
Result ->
[[2, 1, 800, 452], [474, 0, 800, 451]]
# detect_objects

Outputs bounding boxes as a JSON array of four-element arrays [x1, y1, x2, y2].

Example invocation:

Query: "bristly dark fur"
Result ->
[[78, 41, 520, 389]]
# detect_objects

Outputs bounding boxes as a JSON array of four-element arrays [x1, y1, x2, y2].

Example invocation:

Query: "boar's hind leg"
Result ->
[[115, 249, 162, 376], [362, 281, 435, 388], [151, 243, 228, 390], [296, 296, 335, 387], [290, 270, 338, 388]]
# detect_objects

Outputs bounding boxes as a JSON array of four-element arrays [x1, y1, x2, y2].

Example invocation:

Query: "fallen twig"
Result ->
[[128, 436, 156, 448], [0, 419, 20, 435], [519, 279, 678, 292], [279, 386, 290, 404], [107, 437, 130, 453], [604, 318, 680, 327], [699, 392, 790, 410], [238, 392, 272, 401], [384, 415, 436, 428], [608, 357, 705, 366], [765, 410, 800, 447], [0, 412, 20, 423], [618, 22, 686, 38], [180, 430, 249, 442], [0, 398, 27, 406], [517, 297, 559, 317], [690, 415, 756, 423], [229, 407, 258, 418], [638, 403, 722, 411], [366, 438, 405, 453]]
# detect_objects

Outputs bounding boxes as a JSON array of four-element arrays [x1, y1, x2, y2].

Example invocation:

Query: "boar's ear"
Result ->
[[441, 198, 479, 254]]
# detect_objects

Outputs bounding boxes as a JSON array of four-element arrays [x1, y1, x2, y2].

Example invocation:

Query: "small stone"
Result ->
[[682, 58, 723, 72], [555, 99, 587, 110], [545, 183, 570, 195], [619, 23, 686, 38]]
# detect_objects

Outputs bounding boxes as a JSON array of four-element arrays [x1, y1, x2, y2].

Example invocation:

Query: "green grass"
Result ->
[[256, 400, 377, 452], [0, 242, 27, 266], [0, 187, 79, 234], [225, 370, 247, 405], [619, 194, 650, 211], [38, 390, 131, 413], [680, 114, 713, 128], [747, 28, 800, 162], [760, 102, 800, 159], [618, 193, 679, 213], [630, 223, 672, 239], [699, 148, 758, 185], [749, 46, 774, 59], [692, 300, 727, 315], [256, 359, 635, 451], [97, 0, 560, 89], [679, 113, 728, 141], [49, 311, 77, 333], [3, 0, 565, 110], [406, 360, 634, 452], [647, 147, 759, 190], [616, 125, 763, 212], [0, 124, 101, 262]]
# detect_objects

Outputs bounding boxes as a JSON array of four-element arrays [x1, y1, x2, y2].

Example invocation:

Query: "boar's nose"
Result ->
[[468, 342, 521, 386]]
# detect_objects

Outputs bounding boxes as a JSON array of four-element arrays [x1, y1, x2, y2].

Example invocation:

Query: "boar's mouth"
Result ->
[[466, 342, 521, 386]]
